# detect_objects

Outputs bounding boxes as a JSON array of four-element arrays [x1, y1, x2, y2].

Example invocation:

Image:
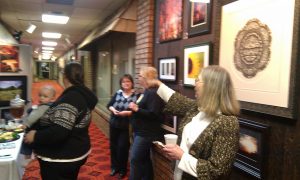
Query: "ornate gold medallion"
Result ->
[[234, 19, 272, 78]]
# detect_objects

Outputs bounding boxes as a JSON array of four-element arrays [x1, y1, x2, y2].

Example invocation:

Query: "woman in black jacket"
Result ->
[[24, 62, 98, 180]]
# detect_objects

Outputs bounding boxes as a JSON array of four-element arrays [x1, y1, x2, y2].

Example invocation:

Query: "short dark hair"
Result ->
[[64, 62, 84, 85], [119, 74, 134, 90]]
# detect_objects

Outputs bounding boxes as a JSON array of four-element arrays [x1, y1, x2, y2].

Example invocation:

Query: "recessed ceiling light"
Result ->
[[42, 50, 53, 54], [42, 41, 57, 46], [189, 0, 210, 2], [42, 32, 62, 39], [42, 47, 55, 50], [42, 14, 69, 24]]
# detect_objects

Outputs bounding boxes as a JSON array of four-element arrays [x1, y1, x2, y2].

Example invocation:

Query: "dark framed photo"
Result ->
[[158, 57, 177, 82], [187, 0, 212, 37], [184, 42, 211, 86], [161, 115, 177, 133], [234, 118, 269, 179], [158, 0, 183, 43]]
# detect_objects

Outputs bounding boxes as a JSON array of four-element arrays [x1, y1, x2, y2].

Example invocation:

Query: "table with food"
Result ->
[[0, 121, 25, 180]]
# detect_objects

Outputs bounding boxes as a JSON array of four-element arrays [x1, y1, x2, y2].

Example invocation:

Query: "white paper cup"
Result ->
[[164, 134, 178, 145]]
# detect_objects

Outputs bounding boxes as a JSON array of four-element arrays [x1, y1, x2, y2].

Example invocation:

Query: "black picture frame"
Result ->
[[234, 118, 269, 179], [183, 42, 211, 87], [187, 1, 212, 37], [161, 115, 177, 133], [158, 57, 177, 82]]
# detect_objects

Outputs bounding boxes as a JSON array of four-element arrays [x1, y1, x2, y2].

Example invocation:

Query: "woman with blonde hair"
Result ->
[[128, 66, 165, 180], [148, 65, 240, 180]]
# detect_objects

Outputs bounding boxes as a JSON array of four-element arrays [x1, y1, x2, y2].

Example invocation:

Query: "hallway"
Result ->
[[22, 80, 124, 180]]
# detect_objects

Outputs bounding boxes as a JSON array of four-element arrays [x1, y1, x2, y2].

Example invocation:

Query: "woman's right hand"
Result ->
[[109, 106, 120, 115]]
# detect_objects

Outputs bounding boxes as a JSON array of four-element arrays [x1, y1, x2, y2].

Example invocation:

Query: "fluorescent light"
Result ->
[[42, 41, 57, 46], [42, 50, 53, 54], [42, 14, 69, 24], [26, 24, 36, 33], [190, 0, 210, 3], [42, 47, 55, 50], [42, 54, 51, 59], [42, 32, 62, 39]]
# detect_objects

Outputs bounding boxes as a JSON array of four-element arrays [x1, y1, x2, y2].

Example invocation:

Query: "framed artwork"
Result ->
[[0, 45, 20, 72], [158, 0, 183, 43], [158, 57, 177, 82], [184, 42, 211, 86], [219, 0, 298, 118], [161, 115, 177, 133], [234, 118, 269, 179], [187, 0, 212, 37]]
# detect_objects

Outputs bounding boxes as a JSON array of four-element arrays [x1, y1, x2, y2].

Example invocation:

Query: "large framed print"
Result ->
[[158, 57, 177, 82], [187, 0, 212, 37], [184, 42, 211, 86], [219, 0, 298, 118], [158, 0, 183, 43], [234, 118, 269, 179], [0, 45, 20, 72]]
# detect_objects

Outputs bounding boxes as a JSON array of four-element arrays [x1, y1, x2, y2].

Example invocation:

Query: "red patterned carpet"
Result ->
[[22, 80, 128, 179]]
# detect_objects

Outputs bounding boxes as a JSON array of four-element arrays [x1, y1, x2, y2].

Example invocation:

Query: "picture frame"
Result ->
[[161, 115, 177, 133], [0, 45, 21, 73], [158, 57, 177, 82], [187, 0, 212, 37], [219, 0, 298, 119], [184, 42, 211, 86], [158, 0, 183, 43], [234, 118, 269, 179]]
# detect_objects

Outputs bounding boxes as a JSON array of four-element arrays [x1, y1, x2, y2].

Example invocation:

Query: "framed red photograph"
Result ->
[[0, 45, 20, 72], [158, 0, 183, 43], [187, 1, 212, 37]]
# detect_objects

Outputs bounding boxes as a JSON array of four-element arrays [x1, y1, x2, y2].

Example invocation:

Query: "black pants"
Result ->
[[109, 125, 130, 173], [38, 157, 87, 180]]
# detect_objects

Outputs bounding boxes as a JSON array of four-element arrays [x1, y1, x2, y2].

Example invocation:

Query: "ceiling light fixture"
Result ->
[[42, 32, 62, 39], [42, 47, 55, 50], [42, 50, 53, 54], [42, 14, 69, 24], [42, 41, 57, 46], [26, 24, 37, 33], [189, 0, 210, 3]]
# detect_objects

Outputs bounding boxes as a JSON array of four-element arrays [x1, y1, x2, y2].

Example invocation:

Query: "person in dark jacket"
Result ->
[[24, 62, 98, 180], [128, 66, 165, 180], [107, 74, 139, 179]]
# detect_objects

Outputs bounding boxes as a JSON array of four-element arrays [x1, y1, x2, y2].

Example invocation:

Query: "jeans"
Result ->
[[129, 135, 158, 180]]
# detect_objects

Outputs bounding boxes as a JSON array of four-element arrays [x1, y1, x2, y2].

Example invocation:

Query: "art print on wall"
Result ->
[[161, 115, 177, 133], [187, 0, 212, 37], [234, 118, 269, 179], [0, 45, 20, 72], [158, 0, 183, 42], [219, 0, 298, 118], [184, 42, 211, 86], [158, 57, 177, 82]]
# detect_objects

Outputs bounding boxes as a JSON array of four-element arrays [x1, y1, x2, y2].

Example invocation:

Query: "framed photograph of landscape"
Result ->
[[184, 42, 211, 86], [161, 115, 177, 133], [158, 0, 183, 43], [234, 118, 269, 179], [219, 0, 298, 118], [187, 0, 212, 37], [158, 57, 177, 82]]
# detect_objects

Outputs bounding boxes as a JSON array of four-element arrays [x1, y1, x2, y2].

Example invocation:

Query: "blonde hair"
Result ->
[[40, 85, 56, 98], [199, 65, 240, 118], [140, 66, 158, 80]]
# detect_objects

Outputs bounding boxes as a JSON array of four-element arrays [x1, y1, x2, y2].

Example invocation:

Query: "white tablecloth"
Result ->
[[0, 133, 24, 180]]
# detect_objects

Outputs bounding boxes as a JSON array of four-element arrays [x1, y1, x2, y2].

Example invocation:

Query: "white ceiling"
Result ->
[[0, 0, 128, 59]]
